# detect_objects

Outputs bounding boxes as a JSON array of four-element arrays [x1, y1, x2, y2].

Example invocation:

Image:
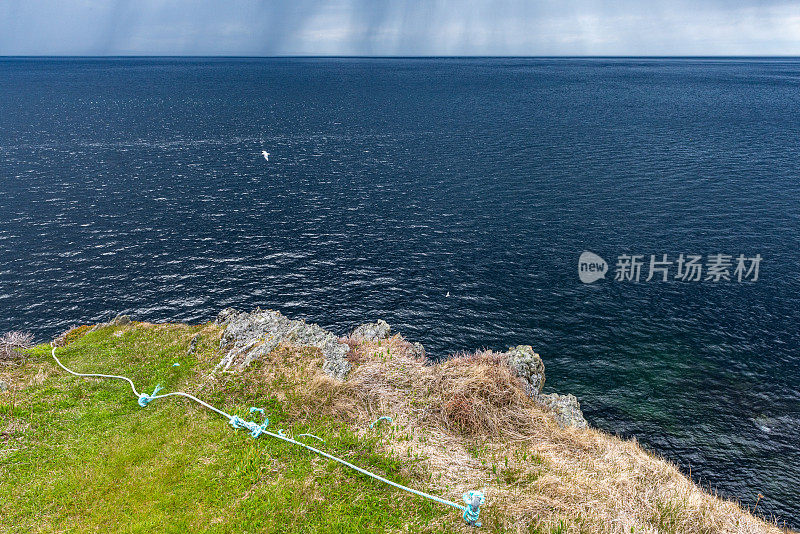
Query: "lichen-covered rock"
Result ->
[[505, 345, 545, 397], [538, 393, 588, 429], [0, 380, 8, 393], [188, 334, 200, 355], [409, 341, 426, 360], [351, 320, 391, 342], [215, 308, 241, 326], [110, 314, 131, 326], [215, 308, 351, 380]]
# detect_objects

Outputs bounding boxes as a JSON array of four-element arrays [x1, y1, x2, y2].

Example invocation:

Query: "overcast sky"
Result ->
[[1, 0, 799, 56]]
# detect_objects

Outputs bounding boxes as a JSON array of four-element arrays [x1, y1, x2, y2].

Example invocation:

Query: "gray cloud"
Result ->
[[1, 0, 799, 55]]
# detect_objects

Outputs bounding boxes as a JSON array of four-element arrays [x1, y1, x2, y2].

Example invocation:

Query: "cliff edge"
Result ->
[[0, 309, 789, 533]]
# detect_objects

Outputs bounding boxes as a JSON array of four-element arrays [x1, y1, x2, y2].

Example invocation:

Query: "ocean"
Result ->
[[0, 57, 798, 525]]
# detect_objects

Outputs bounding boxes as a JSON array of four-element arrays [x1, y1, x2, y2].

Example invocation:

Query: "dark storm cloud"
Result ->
[[0, 0, 799, 55]]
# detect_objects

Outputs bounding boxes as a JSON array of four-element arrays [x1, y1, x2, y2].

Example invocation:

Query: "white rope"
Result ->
[[50, 345, 471, 515]]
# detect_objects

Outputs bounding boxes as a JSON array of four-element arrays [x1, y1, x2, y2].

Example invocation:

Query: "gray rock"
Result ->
[[188, 334, 200, 355], [409, 341, 426, 360], [0, 380, 8, 393], [538, 393, 588, 429], [215, 308, 241, 326], [111, 314, 131, 326], [393, 335, 426, 360], [216, 308, 351, 380], [351, 320, 391, 342], [505, 345, 545, 397]]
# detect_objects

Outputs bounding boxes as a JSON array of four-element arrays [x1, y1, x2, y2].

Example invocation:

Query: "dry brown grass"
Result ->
[[246, 335, 790, 534], [0, 331, 34, 365], [20, 320, 789, 533]]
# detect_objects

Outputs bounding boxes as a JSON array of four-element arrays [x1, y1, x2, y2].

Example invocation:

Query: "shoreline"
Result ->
[[0, 308, 789, 532]]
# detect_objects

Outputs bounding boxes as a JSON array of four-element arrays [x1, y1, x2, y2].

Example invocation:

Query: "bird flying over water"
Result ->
[[261, 151, 269, 161]]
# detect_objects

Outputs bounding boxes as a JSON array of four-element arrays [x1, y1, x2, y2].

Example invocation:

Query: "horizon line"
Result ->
[[2, 54, 800, 59]]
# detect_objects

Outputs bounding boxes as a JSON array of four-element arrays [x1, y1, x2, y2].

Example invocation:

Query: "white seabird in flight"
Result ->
[[261, 151, 270, 161]]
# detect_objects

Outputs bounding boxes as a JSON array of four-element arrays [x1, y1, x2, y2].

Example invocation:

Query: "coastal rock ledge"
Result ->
[[213, 308, 586, 429], [500, 344, 588, 429], [215, 307, 351, 380]]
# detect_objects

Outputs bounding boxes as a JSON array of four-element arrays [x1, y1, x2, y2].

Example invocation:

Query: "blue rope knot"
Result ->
[[229, 414, 269, 438], [462, 490, 485, 527], [370, 416, 393, 429], [137, 385, 163, 407]]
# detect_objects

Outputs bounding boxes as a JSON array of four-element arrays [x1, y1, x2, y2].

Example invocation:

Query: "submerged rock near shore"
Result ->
[[212, 307, 586, 429]]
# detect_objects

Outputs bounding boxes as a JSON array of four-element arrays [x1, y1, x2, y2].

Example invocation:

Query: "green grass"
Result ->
[[0, 323, 454, 533]]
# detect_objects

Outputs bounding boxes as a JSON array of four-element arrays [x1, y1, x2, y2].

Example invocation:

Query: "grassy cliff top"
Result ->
[[0, 320, 788, 533]]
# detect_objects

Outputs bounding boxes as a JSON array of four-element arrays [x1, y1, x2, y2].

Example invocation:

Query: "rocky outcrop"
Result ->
[[188, 334, 200, 355], [215, 308, 351, 380], [538, 393, 588, 429], [350, 320, 391, 342], [350, 320, 426, 359], [408, 340, 426, 360], [505, 345, 545, 397], [499, 344, 587, 429], [215, 308, 239, 326], [212, 307, 584, 426], [110, 314, 131, 326]]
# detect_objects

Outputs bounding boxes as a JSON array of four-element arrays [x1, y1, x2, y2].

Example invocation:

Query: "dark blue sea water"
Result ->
[[1, 57, 798, 525]]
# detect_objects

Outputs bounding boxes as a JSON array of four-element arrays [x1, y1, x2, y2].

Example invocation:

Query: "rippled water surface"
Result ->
[[1, 57, 798, 525]]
